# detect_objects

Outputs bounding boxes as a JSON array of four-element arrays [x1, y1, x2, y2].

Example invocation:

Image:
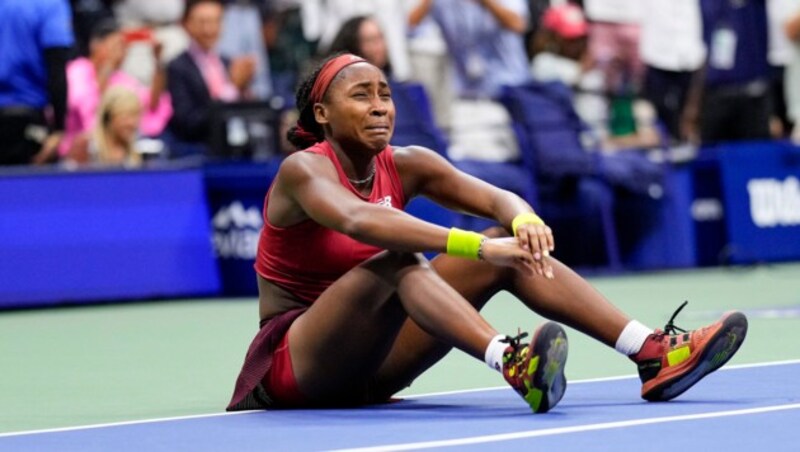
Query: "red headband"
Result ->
[[309, 54, 366, 105]]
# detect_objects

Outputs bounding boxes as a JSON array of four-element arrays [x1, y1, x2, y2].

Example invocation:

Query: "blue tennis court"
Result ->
[[2, 360, 797, 451]]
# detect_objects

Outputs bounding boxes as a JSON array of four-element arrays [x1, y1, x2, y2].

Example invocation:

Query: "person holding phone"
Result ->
[[60, 18, 172, 158]]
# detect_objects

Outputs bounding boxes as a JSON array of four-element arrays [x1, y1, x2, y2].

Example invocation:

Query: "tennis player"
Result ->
[[227, 54, 748, 412]]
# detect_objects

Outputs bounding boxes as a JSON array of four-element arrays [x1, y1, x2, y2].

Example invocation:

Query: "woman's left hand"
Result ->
[[479, 237, 535, 275], [515, 222, 555, 279]]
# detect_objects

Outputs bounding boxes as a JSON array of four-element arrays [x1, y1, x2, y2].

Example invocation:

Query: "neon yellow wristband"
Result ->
[[446, 228, 485, 260], [512, 212, 545, 236]]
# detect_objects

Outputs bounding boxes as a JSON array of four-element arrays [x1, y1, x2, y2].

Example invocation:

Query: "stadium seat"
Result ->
[[499, 82, 623, 269], [389, 81, 449, 155]]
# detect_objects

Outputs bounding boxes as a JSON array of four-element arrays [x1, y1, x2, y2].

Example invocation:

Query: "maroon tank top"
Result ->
[[254, 141, 407, 304]]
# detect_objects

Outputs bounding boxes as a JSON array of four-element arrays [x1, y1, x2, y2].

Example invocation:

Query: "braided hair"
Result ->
[[286, 55, 341, 150]]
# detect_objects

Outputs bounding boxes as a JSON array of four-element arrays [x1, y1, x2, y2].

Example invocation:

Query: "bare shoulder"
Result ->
[[391, 145, 447, 174], [392, 144, 439, 161], [277, 150, 338, 186], [268, 151, 342, 226]]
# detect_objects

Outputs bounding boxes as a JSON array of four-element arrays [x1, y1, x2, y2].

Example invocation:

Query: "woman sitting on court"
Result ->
[[227, 54, 748, 412]]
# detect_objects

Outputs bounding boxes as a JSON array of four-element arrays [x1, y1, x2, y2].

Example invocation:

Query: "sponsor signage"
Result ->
[[717, 141, 800, 263], [212, 201, 263, 260]]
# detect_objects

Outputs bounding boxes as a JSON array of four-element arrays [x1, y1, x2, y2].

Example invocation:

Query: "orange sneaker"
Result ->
[[502, 322, 569, 413], [631, 301, 748, 401]]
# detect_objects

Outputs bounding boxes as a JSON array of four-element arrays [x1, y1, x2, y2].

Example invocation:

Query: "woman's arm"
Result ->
[[786, 13, 800, 41], [272, 151, 450, 252], [148, 41, 166, 112], [478, 0, 527, 34], [408, 0, 434, 28], [394, 146, 554, 276], [394, 146, 531, 229], [268, 151, 536, 272]]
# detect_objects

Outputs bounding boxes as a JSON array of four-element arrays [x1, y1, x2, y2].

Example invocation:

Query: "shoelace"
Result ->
[[500, 330, 529, 352], [663, 300, 689, 336]]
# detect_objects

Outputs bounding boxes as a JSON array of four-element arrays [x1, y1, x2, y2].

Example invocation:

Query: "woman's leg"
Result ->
[[286, 250, 499, 404], [370, 230, 631, 398], [508, 258, 630, 347], [370, 229, 745, 404]]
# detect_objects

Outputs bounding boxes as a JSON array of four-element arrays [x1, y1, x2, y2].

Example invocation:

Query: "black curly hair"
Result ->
[[285, 54, 344, 150]]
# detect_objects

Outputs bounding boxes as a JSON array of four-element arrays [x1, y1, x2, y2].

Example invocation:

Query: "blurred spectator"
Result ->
[[166, 0, 256, 154], [262, 2, 317, 103], [60, 19, 172, 158], [639, 0, 706, 144], [532, 3, 659, 152], [328, 16, 392, 76], [218, 0, 273, 100], [683, 0, 771, 144], [70, 0, 118, 57], [583, 0, 645, 92], [411, 0, 531, 162], [420, 0, 530, 99], [0, 0, 73, 165], [767, 0, 796, 138], [302, 0, 412, 80], [583, 0, 649, 153], [525, 0, 555, 59], [404, 9, 453, 130], [67, 86, 143, 167], [785, 5, 800, 143], [530, 3, 589, 85], [114, 0, 187, 85], [530, 3, 605, 141]]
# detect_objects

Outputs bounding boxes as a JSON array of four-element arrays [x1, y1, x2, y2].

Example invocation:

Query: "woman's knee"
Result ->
[[361, 251, 431, 286]]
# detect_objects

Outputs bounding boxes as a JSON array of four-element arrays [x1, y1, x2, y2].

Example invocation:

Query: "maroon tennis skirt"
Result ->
[[226, 307, 306, 411]]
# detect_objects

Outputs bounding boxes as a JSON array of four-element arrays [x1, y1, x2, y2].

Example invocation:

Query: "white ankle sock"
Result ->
[[484, 334, 508, 372], [614, 320, 653, 356]]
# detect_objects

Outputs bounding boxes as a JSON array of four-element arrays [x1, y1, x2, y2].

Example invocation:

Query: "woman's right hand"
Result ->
[[480, 237, 538, 276]]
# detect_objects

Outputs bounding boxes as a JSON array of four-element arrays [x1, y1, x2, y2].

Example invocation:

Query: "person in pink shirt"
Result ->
[[165, 0, 256, 153], [60, 19, 172, 157]]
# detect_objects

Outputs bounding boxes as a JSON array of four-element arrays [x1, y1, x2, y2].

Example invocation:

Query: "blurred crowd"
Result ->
[[1, 0, 799, 169]]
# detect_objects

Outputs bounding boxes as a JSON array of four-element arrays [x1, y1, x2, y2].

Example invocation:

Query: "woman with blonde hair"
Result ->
[[69, 85, 143, 167]]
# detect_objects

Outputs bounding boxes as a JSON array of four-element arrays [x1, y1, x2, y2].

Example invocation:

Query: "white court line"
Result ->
[[0, 411, 256, 439], [332, 403, 800, 452], [1, 358, 798, 439]]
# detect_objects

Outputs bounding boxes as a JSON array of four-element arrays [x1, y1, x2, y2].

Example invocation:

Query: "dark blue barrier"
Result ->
[[621, 164, 697, 269], [3, 140, 796, 306], [690, 148, 729, 266], [204, 161, 280, 296], [0, 167, 220, 308]]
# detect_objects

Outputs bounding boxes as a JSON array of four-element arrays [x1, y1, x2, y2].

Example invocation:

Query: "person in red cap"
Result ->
[[543, 3, 589, 40], [531, 3, 590, 84], [226, 53, 748, 412]]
